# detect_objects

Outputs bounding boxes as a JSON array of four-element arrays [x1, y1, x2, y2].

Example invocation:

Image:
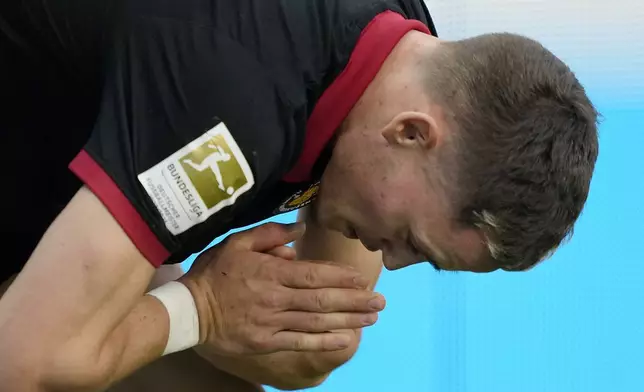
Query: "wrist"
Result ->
[[178, 276, 214, 346], [146, 281, 200, 355]]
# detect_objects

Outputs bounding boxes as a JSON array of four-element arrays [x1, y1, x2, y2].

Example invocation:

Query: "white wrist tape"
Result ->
[[146, 281, 200, 356]]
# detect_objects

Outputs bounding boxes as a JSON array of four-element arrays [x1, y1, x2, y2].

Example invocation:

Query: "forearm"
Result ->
[[78, 295, 170, 390], [0, 187, 166, 391], [0, 294, 169, 392]]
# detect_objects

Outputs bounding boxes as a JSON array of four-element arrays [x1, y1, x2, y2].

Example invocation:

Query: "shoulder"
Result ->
[[329, 0, 435, 27], [318, 0, 438, 64]]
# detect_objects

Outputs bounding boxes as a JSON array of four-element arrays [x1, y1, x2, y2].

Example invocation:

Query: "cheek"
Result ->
[[384, 174, 424, 212], [356, 187, 391, 223], [358, 177, 420, 232]]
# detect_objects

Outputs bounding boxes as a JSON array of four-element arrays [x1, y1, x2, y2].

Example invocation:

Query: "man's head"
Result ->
[[316, 31, 599, 273]]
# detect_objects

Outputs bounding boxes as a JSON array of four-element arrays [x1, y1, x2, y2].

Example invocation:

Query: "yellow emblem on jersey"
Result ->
[[276, 182, 320, 213]]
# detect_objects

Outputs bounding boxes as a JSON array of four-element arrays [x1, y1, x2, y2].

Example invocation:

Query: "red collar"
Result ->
[[282, 10, 431, 183]]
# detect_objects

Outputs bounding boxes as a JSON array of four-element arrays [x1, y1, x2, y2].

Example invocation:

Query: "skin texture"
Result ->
[[0, 187, 166, 391], [0, 208, 382, 392], [110, 263, 267, 392], [0, 30, 503, 392], [109, 350, 266, 392], [179, 222, 382, 355], [109, 207, 382, 391], [0, 189, 381, 392], [316, 31, 498, 273], [87, 47, 513, 384], [0, 271, 264, 392], [189, 207, 383, 390]]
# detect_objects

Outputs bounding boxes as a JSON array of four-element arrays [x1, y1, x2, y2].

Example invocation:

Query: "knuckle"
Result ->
[[224, 233, 242, 247], [256, 259, 278, 279], [314, 292, 328, 312], [307, 313, 324, 329], [252, 222, 279, 237], [304, 268, 317, 286], [196, 245, 221, 262], [263, 222, 281, 231], [291, 337, 305, 351], [259, 290, 283, 308], [245, 307, 262, 325], [247, 333, 269, 352]]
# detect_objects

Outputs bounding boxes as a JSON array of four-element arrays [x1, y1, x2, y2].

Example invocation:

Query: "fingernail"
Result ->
[[362, 314, 377, 326], [368, 295, 385, 311]]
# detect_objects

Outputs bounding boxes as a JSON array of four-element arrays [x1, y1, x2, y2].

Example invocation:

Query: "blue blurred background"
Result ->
[[184, 0, 644, 390]]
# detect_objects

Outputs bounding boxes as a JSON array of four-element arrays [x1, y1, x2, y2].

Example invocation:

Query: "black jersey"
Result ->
[[2, 0, 436, 269]]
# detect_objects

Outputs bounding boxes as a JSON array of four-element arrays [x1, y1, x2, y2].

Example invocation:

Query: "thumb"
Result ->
[[236, 222, 306, 252]]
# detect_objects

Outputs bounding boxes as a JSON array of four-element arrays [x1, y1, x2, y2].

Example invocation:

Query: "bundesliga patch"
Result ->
[[275, 182, 320, 213], [137, 122, 254, 235]]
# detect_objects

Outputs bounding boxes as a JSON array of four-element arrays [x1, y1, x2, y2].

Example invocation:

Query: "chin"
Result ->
[[383, 263, 401, 271], [382, 257, 407, 271]]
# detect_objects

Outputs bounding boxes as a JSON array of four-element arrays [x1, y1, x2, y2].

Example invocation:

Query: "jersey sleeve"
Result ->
[[69, 14, 295, 267]]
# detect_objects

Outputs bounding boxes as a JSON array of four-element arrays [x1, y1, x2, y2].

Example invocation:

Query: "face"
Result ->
[[315, 112, 498, 273]]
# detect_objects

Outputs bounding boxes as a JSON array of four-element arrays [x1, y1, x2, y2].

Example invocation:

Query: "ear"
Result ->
[[381, 111, 440, 150]]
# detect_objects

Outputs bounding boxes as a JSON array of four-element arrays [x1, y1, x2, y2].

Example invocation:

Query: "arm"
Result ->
[[0, 187, 170, 391], [110, 349, 264, 392], [197, 206, 383, 390]]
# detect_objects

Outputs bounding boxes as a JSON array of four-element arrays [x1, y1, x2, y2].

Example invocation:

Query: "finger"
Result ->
[[269, 331, 353, 352], [287, 289, 386, 313], [274, 311, 378, 333], [298, 258, 358, 270], [277, 261, 370, 289], [232, 222, 306, 251], [266, 246, 297, 260]]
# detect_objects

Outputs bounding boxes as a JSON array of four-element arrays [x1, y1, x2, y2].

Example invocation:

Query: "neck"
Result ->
[[343, 31, 439, 133]]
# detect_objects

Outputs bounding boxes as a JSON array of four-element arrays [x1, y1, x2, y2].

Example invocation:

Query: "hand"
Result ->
[[180, 222, 386, 356]]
